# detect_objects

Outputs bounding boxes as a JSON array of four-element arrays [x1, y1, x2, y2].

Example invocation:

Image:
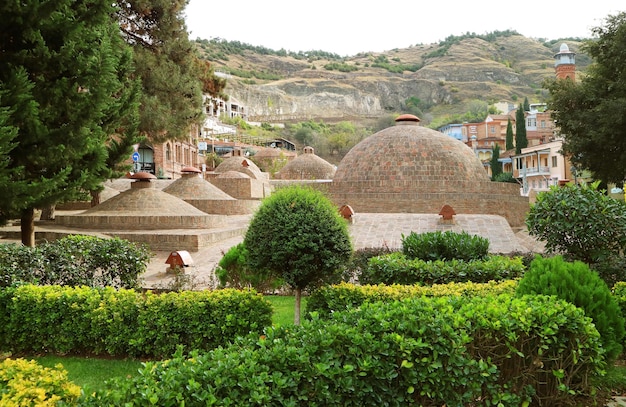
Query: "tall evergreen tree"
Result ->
[[505, 118, 514, 150], [490, 144, 502, 180], [545, 12, 626, 184], [0, 0, 140, 245], [523, 96, 530, 112], [515, 104, 528, 154]]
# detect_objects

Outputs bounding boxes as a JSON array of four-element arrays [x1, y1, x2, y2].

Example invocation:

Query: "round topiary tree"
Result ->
[[244, 185, 353, 325], [526, 182, 626, 264], [516, 255, 625, 363]]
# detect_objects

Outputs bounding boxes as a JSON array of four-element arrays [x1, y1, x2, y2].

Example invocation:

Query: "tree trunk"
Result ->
[[294, 287, 301, 326], [40, 204, 55, 220], [20, 207, 36, 247], [90, 190, 101, 207]]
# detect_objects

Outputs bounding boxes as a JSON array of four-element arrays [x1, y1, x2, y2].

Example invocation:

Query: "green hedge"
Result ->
[[402, 230, 489, 261], [81, 294, 605, 406], [0, 235, 150, 289], [0, 285, 272, 358], [360, 252, 525, 285], [305, 280, 518, 318]]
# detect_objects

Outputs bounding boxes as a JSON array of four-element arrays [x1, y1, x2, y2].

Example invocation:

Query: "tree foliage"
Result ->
[[116, 0, 225, 142], [505, 118, 514, 150], [526, 182, 626, 264], [490, 144, 502, 180], [0, 0, 140, 244], [244, 186, 352, 324], [545, 12, 626, 184], [514, 104, 528, 154]]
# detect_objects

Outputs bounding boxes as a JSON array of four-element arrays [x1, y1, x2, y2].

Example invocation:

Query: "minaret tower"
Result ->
[[554, 43, 576, 81]]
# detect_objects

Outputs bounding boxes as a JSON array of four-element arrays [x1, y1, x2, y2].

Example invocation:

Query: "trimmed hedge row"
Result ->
[[82, 294, 605, 406], [0, 358, 81, 406], [0, 285, 273, 358], [305, 280, 518, 317], [0, 235, 150, 289], [360, 253, 525, 285]]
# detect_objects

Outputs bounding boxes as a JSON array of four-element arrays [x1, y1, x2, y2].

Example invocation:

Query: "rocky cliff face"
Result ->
[[199, 35, 587, 122]]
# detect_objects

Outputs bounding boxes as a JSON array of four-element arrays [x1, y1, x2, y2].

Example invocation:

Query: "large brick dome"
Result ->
[[333, 116, 489, 189], [330, 115, 529, 227]]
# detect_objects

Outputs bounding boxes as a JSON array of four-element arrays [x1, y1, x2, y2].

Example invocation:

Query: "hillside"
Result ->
[[194, 33, 590, 127]]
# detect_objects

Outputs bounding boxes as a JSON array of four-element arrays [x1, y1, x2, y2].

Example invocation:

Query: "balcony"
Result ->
[[514, 166, 550, 178]]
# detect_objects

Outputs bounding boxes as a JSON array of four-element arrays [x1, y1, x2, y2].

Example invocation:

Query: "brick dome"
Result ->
[[328, 116, 530, 228], [276, 146, 336, 180], [333, 118, 489, 190]]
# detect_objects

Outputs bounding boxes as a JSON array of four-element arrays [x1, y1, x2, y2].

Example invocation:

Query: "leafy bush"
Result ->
[[516, 255, 625, 363], [360, 253, 524, 285], [306, 280, 518, 318], [526, 182, 626, 264], [401, 230, 489, 261], [341, 246, 398, 282], [82, 295, 604, 406], [215, 243, 283, 293], [0, 235, 150, 289], [0, 358, 81, 406], [0, 285, 273, 358]]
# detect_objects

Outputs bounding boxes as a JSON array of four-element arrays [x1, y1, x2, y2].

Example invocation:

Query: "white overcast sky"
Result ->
[[185, 1, 625, 56]]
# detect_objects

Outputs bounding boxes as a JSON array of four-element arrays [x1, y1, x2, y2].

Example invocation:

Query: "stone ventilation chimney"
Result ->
[[395, 114, 421, 126]]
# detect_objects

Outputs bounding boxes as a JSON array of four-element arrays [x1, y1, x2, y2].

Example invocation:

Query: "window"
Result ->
[[541, 120, 546, 128], [166, 143, 171, 161], [490, 126, 496, 133], [551, 156, 557, 167]]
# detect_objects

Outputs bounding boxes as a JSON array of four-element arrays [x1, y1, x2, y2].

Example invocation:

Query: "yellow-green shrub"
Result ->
[[0, 285, 272, 358], [306, 280, 518, 317], [0, 358, 80, 406]]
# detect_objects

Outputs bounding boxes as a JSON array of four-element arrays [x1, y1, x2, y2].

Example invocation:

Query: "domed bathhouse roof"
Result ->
[[54, 172, 227, 241], [162, 167, 258, 215], [214, 157, 264, 179], [276, 146, 336, 180], [329, 114, 529, 228]]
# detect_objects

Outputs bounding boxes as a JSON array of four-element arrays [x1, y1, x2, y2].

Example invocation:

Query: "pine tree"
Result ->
[[505, 118, 514, 150], [116, 0, 225, 142], [0, 0, 139, 245], [515, 104, 528, 154]]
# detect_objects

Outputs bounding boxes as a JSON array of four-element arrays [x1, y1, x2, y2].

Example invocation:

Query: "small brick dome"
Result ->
[[333, 118, 489, 191], [276, 147, 336, 180]]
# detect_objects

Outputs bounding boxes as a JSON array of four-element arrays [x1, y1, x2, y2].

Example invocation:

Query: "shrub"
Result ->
[[0, 235, 150, 289], [82, 295, 605, 406], [215, 243, 283, 293], [0, 358, 81, 406], [306, 280, 518, 318], [401, 230, 489, 261], [526, 182, 626, 264], [516, 255, 625, 363], [0, 285, 273, 358], [341, 246, 398, 282], [361, 253, 524, 285]]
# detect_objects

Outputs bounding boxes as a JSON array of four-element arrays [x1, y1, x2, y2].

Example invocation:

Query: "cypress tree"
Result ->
[[490, 144, 502, 180], [505, 118, 514, 150], [515, 104, 528, 154]]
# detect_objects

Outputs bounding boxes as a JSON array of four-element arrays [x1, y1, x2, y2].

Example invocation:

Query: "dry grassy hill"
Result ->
[[194, 32, 590, 127]]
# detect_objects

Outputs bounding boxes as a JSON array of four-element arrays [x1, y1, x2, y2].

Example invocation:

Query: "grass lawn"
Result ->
[[30, 295, 300, 392], [265, 294, 305, 326], [33, 355, 144, 393]]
